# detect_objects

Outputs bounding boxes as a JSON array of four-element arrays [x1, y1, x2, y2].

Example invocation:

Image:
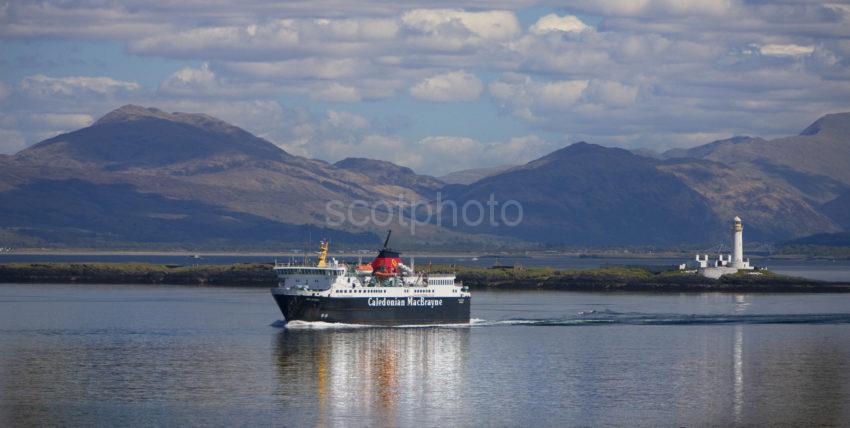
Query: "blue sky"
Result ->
[[1, 1, 849, 175]]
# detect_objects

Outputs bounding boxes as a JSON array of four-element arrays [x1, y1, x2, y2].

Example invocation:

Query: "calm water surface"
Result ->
[[1, 284, 849, 427]]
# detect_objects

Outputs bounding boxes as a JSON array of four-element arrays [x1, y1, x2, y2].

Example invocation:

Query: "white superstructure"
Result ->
[[272, 260, 465, 298]]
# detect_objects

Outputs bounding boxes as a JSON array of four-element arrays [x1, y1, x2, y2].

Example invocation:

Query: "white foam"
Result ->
[[283, 320, 375, 329], [280, 319, 475, 329]]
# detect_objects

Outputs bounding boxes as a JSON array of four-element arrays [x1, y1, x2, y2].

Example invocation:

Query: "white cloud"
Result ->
[[312, 82, 362, 102], [2, 1, 850, 158], [325, 110, 369, 130], [490, 75, 591, 119], [159, 63, 217, 94], [759, 44, 815, 57], [529, 14, 589, 34], [566, 0, 735, 18], [409, 70, 483, 102], [19, 75, 140, 98], [415, 134, 555, 175], [401, 9, 520, 41], [582, 80, 638, 107], [221, 58, 368, 80]]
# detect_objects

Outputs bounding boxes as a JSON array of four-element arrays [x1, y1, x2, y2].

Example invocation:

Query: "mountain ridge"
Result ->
[[662, 111, 850, 186], [438, 141, 724, 245], [1, 105, 848, 248]]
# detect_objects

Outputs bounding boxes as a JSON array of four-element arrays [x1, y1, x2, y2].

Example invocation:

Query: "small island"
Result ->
[[1, 262, 849, 293]]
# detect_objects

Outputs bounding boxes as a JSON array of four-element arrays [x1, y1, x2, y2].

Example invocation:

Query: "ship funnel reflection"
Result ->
[[273, 327, 469, 426]]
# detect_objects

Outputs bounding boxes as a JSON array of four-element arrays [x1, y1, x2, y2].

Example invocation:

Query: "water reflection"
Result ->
[[273, 327, 469, 427], [733, 325, 744, 424], [2, 285, 850, 426]]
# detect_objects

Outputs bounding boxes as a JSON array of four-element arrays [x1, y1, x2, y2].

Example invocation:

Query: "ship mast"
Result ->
[[382, 229, 392, 249], [317, 240, 329, 268]]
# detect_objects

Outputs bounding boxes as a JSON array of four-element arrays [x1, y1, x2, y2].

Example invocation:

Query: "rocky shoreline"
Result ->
[[1, 262, 849, 292]]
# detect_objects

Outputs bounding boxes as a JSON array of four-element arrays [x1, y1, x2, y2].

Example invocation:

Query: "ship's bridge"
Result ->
[[274, 265, 345, 291]]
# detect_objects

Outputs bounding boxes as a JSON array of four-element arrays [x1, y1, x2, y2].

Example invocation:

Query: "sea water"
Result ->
[[1, 284, 849, 426]]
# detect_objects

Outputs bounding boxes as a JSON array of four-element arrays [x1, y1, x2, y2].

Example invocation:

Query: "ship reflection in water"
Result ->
[[273, 327, 469, 427]]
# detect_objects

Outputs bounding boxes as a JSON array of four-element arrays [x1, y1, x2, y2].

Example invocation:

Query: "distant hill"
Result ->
[[663, 113, 850, 186], [439, 165, 516, 185], [777, 231, 850, 258], [438, 142, 723, 245], [780, 232, 850, 247]]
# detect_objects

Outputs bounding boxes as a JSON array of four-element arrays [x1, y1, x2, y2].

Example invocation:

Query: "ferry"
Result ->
[[271, 231, 471, 325]]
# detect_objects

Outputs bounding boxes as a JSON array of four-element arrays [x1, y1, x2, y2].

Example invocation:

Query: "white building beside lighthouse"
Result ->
[[683, 216, 754, 279]]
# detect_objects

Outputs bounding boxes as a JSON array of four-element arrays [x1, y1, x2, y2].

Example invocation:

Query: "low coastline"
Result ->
[[1, 262, 849, 292]]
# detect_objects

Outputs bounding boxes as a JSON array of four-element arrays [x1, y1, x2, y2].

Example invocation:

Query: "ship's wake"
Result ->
[[473, 310, 850, 327], [272, 312, 850, 329]]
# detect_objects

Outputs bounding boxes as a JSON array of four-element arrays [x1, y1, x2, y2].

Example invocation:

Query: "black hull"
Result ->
[[273, 293, 471, 325]]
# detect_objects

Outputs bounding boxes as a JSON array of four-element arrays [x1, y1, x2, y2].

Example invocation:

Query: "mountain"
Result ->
[[2, 105, 848, 249], [11, 105, 381, 224], [663, 112, 850, 186], [0, 179, 374, 247], [628, 148, 662, 159], [0, 105, 424, 247], [821, 191, 850, 229], [653, 113, 850, 240], [661, 136, 765, 160], [439, 165, 516, 185], [16, 105, 290, 168], [334, 157, 443, 197], [657, 158, 842, 241], [438, 142, 723, 245]]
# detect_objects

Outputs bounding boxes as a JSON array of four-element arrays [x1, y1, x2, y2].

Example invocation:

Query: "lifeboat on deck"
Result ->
[[355, 263, 374, 273]]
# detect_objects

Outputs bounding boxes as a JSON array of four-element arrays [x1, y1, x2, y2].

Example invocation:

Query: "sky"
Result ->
[[1, 0, 849, 176]]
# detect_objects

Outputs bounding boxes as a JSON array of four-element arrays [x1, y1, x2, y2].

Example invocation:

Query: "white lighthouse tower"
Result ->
[[685, 215, 753, 278], [732, 216, 744, 268]]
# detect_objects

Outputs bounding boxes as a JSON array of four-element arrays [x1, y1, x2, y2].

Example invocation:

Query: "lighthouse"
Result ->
[[732, 216, 744, 268], [683, 215, 753, 278]]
